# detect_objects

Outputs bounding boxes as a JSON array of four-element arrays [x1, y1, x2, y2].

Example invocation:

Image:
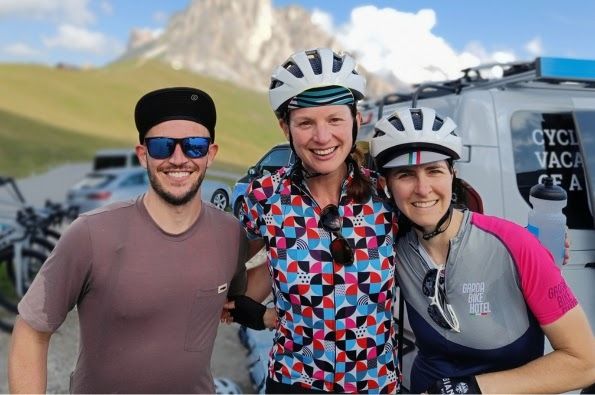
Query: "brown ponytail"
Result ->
[[346, 151, 373, 204]]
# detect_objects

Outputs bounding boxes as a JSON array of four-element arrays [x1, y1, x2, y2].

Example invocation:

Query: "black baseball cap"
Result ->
[[134, 87, 216, 143]]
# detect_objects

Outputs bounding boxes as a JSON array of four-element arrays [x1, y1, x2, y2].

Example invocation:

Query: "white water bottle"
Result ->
[[527, 176, 567, 266]]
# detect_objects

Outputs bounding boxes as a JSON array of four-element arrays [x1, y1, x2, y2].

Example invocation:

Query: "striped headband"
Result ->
[[383, 150, 450, 168], [288, 86, 354, 109]]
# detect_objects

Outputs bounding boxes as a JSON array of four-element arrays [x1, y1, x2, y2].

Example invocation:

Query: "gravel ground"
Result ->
[[0, 312, 255, 393]]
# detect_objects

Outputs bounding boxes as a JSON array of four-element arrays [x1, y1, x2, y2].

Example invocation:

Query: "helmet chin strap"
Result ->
[[414, 168, 457, 240], [301, 164, 324, 179], [411, 205, 454, 240]]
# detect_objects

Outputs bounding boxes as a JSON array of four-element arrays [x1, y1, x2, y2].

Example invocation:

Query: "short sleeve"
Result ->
[[239, 180, 264, 239], [228, 224, 249, 296], [471, 213, 578, 326], [515, 232, 578, 325], [18, 216, 93, 332]]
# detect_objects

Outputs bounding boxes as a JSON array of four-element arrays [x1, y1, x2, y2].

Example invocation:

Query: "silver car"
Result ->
[[67, 167, 231, 213]]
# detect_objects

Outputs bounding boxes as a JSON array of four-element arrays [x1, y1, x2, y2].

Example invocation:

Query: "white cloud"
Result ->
[[492, 51, 516, 63], [0, 0, 94, 25], [311, 8, 334, 34], [99, 0, 113, 15], [42, 24, 123, 55], [3, 42, 40, 57], [335, 5, 519, 85], [525, 37, 543, 57]]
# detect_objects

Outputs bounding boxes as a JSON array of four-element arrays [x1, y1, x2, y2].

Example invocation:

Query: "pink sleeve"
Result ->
[[473, 214, 577, 325]]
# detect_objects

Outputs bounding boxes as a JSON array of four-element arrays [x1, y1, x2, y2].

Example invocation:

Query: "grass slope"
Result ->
[[0, 109, 123, 178], [0, 60, 284, 178]]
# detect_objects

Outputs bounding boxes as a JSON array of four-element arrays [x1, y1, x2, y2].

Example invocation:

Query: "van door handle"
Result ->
[[585, 262, 595, 269]]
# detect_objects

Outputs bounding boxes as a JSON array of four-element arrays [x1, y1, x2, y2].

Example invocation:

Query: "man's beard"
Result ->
[[147, 165, 205, 206]]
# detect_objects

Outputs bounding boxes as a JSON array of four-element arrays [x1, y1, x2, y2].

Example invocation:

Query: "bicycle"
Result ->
[[0, 176, 78, 332]]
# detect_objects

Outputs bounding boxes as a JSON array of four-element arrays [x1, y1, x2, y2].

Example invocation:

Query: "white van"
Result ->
[[360, 57, 595, 389], [93, 148, 140, 171]]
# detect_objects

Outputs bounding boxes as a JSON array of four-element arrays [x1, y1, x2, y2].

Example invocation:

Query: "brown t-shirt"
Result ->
[[18, 196, 248, 393]]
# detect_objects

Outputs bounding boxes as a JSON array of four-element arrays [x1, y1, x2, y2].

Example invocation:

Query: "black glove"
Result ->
[[426, 376, 481, 394], [229, 295, 266, 330]]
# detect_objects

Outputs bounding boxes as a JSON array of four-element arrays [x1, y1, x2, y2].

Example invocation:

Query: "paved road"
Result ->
[[0, 163, 255, 393], [13, 162, 240, 206]]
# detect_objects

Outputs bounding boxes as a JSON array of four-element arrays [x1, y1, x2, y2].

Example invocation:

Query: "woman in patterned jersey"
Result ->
[[370, 107, 595, 394], [228, 48, 401, 394]]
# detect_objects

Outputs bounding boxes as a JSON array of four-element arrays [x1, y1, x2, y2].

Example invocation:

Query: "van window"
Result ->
[[93, 151, 139, 171], [94, 155, 127, 170], [510, 111, 593, 229], [574, 110, 595, 229]]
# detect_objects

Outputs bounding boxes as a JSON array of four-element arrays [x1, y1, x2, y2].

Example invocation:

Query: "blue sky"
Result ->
[[1, 0, 594, 83]]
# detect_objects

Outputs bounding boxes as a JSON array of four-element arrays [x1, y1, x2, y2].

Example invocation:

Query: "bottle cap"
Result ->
[[529, 176, 567, 201]]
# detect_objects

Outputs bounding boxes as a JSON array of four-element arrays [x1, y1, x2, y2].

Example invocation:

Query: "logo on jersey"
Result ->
[[462, 281, 491, 316]]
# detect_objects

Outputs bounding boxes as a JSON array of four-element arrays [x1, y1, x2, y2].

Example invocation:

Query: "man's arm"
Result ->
[[8, 316, 52, 394], [475, 305, 595, 393], [247, 238, 265, 262], [245, 259, 272, 303], [222, 239, 274, 328]]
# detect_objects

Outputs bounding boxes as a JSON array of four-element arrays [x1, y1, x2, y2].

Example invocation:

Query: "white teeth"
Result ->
[[167, 171, 190, 178], [412, 200, 438, 208], [312, 147, 336, 155]]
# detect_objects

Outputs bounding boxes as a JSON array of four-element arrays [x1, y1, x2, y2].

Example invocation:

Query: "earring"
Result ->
[[452, 192, 458, 203]]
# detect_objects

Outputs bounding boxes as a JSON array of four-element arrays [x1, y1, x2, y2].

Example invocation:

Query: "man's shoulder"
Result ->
[[77, 199, 141, 232], [81, 199, 137, 218]]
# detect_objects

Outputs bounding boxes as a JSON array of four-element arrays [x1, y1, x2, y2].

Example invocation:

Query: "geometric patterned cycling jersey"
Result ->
[[241, 164, 400, 394], [395, 210, 578, 393]]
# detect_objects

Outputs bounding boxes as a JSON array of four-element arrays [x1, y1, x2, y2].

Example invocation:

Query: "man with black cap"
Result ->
[[8, 87, 249, 393]]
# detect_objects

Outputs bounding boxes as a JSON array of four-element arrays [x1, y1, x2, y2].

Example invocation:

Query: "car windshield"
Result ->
[[72, 173, 116, 189]]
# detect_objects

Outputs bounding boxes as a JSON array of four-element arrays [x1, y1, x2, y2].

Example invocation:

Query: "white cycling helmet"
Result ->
[[269, 48, 366, 117], [370, 107, 462, 170]]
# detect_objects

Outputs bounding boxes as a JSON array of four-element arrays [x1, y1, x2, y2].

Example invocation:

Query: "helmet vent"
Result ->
[[285, 61, 304, 78], [332, 54, 343, 72], [270, 79, 283, 89], [432, 116, 444, 131], [410, 109, 423, 130], [305, 52, 323, 75], [388, 115, 405, 131], [373, 128, 386, 138]]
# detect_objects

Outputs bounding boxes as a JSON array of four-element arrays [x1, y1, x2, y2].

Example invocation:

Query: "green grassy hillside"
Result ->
[[0, 60, 284, 178], [0, 109, 123, 178]]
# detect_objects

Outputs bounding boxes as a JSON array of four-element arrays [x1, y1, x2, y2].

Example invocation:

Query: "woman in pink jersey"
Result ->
[[370, 106, 595, 393]]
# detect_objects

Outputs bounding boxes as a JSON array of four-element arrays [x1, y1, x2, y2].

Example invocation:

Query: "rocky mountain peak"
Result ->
[[123, 0, 398, 98]]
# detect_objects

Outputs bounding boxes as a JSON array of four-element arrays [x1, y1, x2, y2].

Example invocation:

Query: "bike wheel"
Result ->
[[43, 228, 62, 244], [0, 247, 48, 313], [29, 236, 55, 256], [0, 304, 15, 333]]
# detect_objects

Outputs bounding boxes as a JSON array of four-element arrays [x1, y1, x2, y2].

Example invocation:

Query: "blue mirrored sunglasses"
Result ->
[[144, 136, 210, 159]]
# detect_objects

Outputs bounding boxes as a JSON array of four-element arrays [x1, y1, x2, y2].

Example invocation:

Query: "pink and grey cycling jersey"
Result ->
[[395, 210, 577, 393], [241, 164, 399, 393]]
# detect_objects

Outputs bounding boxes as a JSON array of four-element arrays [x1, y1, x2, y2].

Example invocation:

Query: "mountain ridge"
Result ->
[[121, 0, 401, 98]]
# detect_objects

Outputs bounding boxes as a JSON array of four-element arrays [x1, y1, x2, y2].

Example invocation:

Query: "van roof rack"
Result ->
[[376, 57, 595, 109]]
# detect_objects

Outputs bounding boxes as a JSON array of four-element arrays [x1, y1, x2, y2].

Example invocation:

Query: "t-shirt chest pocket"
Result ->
[[184, 286, 227, 352]]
